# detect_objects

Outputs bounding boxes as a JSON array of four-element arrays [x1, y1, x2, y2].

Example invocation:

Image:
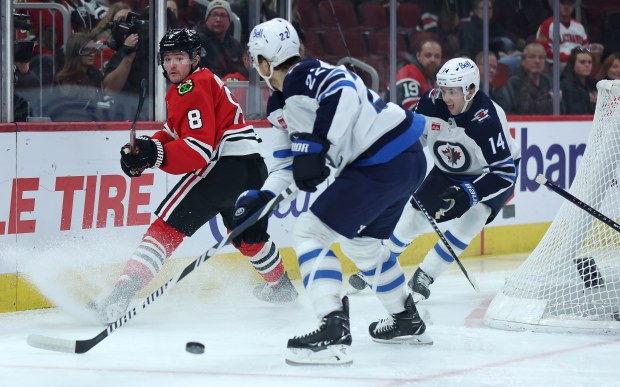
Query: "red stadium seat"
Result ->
[[358, 3, 388, 31], [397, 3, 421, 31], [322, 29, 368, 59], [318, 0, 359, 29]]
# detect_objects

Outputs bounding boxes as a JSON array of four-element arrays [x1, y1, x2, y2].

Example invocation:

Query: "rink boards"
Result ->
[[0, 116, 594, 312]]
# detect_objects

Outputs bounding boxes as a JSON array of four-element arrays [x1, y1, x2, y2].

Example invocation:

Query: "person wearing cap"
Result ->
[[193, 0, 246, 78]]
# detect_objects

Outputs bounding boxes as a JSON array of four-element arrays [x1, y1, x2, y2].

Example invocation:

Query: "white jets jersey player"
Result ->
[[416, 86, 521, 202], [262, 57, 426, 194]]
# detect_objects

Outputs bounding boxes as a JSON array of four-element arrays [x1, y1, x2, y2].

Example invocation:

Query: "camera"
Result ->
[[107, 11, 149, 52], [14, 12, 31, 31]]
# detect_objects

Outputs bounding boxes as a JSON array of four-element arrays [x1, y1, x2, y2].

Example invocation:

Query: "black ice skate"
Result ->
[[408, 267, 434, 303], [369, 293, 433, 344], [253, 272, 298, 303], [347, 272, 368, 294], [286, 296, 353, 365]]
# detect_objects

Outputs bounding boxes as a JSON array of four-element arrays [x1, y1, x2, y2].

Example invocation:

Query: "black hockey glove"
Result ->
[[290, 132, 330, 192], [231, 190, 275, 246], [120, 137, 165, 178], [435, 183, 479, 220]]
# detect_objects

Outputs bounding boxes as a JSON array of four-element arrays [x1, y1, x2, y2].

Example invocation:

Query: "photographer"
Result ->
[[103, 11, 150, 120]]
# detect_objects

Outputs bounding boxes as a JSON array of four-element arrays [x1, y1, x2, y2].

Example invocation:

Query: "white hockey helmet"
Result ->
[[247, 18, 300, 88], [436, 57, 480, 112]]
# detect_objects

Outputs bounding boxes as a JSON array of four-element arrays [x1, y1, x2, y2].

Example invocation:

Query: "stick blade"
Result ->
[[27, 334, 78, 353]]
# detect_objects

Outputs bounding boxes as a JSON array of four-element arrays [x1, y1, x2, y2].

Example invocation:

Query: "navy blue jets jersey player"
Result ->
[[232, 18, 436, 365], [350, 57, 521, 302]]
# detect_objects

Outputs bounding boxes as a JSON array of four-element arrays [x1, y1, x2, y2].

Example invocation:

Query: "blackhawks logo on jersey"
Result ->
[[177, 79, 194, 95]]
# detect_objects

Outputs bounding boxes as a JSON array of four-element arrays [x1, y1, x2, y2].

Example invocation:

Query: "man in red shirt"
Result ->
[[395, 39, 442, 110], [93, 28, 297, 324]]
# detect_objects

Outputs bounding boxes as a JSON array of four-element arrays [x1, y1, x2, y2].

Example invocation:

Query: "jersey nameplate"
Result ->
[[177, 79, 194, 96]]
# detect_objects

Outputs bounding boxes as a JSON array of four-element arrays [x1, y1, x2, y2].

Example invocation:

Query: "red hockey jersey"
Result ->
[[395, 63, 436, 110], [152, 67, 260, 175]]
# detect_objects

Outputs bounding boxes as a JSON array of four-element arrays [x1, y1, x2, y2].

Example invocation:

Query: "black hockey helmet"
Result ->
[[159, 28, 202, 63], [159, 28, 202, 82]]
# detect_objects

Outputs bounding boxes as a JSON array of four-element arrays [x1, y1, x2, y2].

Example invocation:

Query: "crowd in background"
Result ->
[[11, 0, 620, 122]]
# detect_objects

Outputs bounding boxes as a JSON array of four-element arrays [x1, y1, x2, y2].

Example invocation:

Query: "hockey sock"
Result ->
[[296, 240, 343, 319], [384, 204, 430, 255], [358, 250, 408, 314], [419, 203, 491, 279], [237, 240, 285, 284], [118, 217, 185, 289]]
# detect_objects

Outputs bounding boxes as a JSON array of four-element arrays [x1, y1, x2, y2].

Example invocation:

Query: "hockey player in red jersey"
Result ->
[[93, 28, 297, 324]]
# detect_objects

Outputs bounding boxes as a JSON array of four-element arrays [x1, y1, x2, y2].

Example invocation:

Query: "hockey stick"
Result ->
[[535, 174, 620, 235], [410, 194, 480, 292], [129, 78, 148, 152], [27, 183, 298, 354]]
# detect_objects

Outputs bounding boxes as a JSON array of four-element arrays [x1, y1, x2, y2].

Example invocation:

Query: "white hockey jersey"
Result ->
[[262, 58, 426, 194], [415, 88, 521, 202]]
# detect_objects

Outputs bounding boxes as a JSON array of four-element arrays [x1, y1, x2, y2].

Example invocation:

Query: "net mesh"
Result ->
[[485, 80, 620, 334]]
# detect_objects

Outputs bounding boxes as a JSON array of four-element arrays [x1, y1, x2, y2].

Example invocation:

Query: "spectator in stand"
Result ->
[[53, 32, 108, 121], [194, 0, 246, 78], [536, 0, 603, 69], [395, 39, 442, 110], [90, 2, 132, 71], [475, 51, 500, 96], [493, 42, 554, 115], [167, 0, 179, 20], [561, 47, 597, 115], [14, 39, 39, 121], [458, 0, 517, 60], [596, 53, 620, 81]]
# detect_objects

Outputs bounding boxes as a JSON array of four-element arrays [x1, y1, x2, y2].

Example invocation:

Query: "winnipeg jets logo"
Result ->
[[441, 145, 462, 166], [471, 109, 489, 122], [433, 141, 471, 172]]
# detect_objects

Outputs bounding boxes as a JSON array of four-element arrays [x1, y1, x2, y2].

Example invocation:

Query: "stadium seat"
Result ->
[[303, 30, 325, 58], [298, 1, 321, 31], [322, 29, 368, 59], [357, 3, 388, 31], [368, 29, 408, 59], [318, 0, 359, 29], [397, 3, 421, 32]]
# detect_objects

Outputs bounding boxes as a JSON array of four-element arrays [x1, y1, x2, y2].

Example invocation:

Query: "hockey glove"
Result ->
[[232, 190, 276, 246], [290, 132, 330, 192], [120, 137, 165, 178], [435, 183, 479, 220]]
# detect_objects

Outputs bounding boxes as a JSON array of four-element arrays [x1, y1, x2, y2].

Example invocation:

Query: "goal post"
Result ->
[[484, 80, 620, 334]]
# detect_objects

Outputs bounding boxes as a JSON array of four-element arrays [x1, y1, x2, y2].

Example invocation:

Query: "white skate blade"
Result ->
[[412, 292, 427, 304], [285, 345, 353, 365], [371, 331, 433, 345], [346, 286, 364, 295]]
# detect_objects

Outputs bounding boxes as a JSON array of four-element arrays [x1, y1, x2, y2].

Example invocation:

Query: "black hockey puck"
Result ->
[[185, 341, 205, 354]]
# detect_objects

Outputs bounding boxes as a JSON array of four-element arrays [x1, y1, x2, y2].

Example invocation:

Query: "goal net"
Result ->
[[485, 80, 620, 334]]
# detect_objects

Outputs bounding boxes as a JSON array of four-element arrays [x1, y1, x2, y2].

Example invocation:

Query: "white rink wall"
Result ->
[[0, 118, 594, 309]]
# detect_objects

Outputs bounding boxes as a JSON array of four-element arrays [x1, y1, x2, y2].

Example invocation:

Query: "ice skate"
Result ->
[[347, 272, 368, 294], [286, 296, 352, 365], [369, 294, 433, 344], [91, 277, 142, 325], [253, 272, 298, 303], [408, 267, 435, 303]]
